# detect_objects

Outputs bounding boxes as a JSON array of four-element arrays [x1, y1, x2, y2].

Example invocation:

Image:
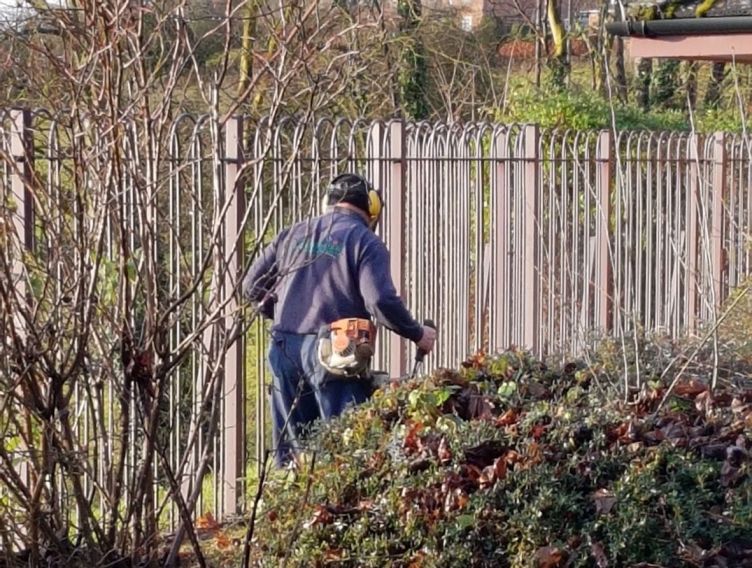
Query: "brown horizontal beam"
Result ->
[[626, 33, 752, 62]]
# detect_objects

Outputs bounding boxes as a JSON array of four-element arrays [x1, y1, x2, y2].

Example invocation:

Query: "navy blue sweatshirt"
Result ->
[[243, 207, 423, 343]]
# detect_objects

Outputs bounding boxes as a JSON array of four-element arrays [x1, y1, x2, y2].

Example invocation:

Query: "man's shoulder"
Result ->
[[356, 229, 388, 260], [282, 216, 323, 239], [361, 228, 385, 247], [284, 212, 386, 250]]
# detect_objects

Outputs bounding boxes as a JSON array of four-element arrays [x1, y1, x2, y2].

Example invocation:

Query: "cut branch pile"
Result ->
[[250, 349, 752, 567]]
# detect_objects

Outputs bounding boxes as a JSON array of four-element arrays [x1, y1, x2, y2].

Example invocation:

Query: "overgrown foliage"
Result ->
[[497, 81, 746, 132], [244, 345, 752, 567], [2, 2, 752, 566], [0, 1, 381, 565]]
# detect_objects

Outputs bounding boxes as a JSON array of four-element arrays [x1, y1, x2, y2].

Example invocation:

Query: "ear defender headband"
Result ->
[[325, 173, 383, 224]]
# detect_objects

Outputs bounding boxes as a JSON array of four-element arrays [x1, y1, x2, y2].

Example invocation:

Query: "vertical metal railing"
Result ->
[[3, 113, 752, 531]]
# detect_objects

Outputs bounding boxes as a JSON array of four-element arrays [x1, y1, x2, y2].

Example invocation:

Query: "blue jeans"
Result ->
[[267, 331, 372, 467]]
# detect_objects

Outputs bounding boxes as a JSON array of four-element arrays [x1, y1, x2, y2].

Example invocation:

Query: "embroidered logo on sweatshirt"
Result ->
[[295, 237, 343, 258]]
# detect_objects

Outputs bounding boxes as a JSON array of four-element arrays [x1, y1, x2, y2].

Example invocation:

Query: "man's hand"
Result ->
[[416, 325, 437, 354]]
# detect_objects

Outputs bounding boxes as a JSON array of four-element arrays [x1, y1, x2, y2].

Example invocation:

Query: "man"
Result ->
[[243, 173, 436, 467]]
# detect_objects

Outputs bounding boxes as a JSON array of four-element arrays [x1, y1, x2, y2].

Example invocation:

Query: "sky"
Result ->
[[0, 1, 33, 28], [0, 1, 24, 18]]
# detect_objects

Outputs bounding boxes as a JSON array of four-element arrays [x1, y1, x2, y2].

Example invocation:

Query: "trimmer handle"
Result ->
[[415, 318, 436, 363]]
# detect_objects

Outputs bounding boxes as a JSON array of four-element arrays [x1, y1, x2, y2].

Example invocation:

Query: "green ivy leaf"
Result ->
[[433, 388, 452, 407], [408, 390, 421, 410], [497, 381, 517, 399], [456, 514, 475, 530]]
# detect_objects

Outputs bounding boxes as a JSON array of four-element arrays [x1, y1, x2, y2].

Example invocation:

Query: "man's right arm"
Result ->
[[358, 239, 424, 343]]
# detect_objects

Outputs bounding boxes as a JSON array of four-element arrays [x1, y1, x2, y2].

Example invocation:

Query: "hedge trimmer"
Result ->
[[369, 318, 436, 391]]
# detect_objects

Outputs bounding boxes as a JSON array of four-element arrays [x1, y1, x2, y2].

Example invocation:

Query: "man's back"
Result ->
[[269, 207, 375, 334], [244, 206, 423, 342]]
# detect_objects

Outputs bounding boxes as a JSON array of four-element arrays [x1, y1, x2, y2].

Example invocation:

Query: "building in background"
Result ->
[[417, 0, 607, 32]]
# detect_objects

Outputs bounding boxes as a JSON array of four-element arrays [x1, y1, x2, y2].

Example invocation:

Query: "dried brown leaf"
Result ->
[[478, 457, 508, 489], [308, 505, 334, 527], [496, 408, 519, 427], [463, 464, 482, 482], [403, 422, 424, 454], [492, 456, 508, 480], [695, 391, 714, 414], [593, 488, 617, 515], [443, 487, 470, 513], [455, 489, 469, 509], [325, 548, 344, 561], [195, 512, 220, 531], [527, 441, 543, 463], [467, 395, 494, 419], [505, 449, 523, 464], [438, 437, 452, 464], [674, 379, 708, 397], [214, 531, 231, 550], [478, 466, 495, 490], [462, 351, 487, 369], [609, 422, 628, 439], [408, 551, 426, 568], [732, 396, 750, 414], [357, 499, 374, 511], [531, 424, 546, 440], [591, 541, 609, 567], [533, 546, 568, 567]]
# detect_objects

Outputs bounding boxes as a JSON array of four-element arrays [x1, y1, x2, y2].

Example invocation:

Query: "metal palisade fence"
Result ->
[[1, 109, 751, 531]]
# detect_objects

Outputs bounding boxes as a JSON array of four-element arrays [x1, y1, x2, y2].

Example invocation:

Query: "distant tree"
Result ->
[[685, 61, 698, 110], [613, 35, 628, 103], [422, 16, 504, 121], [546, 0, 568, 87], [609, 2, 628, 103], [505, 0, 548, 87], [653, 59, 680, 109], [237, 0, 259, 97], [397, 0, 429, 119], [636, 57, 653, 110], [705, 62, 726, 109]]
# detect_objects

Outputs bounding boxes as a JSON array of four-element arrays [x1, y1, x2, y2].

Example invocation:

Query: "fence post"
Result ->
[[711, 132, 727, 306], [386, 120, 407, 379], [9, 109, 34, 284], [222, 116, 245, 517], [8, 108, 33, 531], [686, 133, 701, 334], [595, 130, 613, 333], [491, 128, 511, 352], [522, 124, 540, 353]]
